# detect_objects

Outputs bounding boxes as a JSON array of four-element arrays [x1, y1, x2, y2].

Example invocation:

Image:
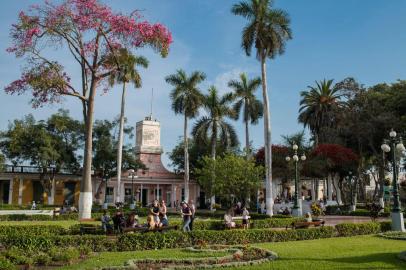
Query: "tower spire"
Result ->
[[149, 88, 154, 120]]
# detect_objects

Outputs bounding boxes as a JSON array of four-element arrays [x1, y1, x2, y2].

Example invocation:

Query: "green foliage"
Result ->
[[3, 246, 33, 266], [49, 247, 80, 264], [0, 225, 68, 235], [195, 154, 264, 201], [335, 222, 382, 237], [310, 203, 323, 217], [0, 256, 16, 270]]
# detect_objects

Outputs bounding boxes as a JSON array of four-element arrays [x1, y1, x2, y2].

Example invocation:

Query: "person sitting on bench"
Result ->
[[101, 210, 113, 232], [147, 214, 158, 230], [224, 210, 236, 229], [126, 212, 139, 228], [304, 212, 312, 222], [112, 210, 126, 233]]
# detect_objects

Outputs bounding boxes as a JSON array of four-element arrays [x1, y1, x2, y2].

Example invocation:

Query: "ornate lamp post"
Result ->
[[103, 175, 109, 210], [286, 143, 306, 217], [128, 169, 138, 210], [381, 129, 405, 231]]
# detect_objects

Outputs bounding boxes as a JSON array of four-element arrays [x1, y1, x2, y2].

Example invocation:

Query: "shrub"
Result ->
[[117, 227, 335, 251], [0, 256, 16, 270], [335, 222, 382, 237], [2, 246, 33, 266], [49, 247, 80, 263], [33, 252, 52, 266], [0, 225, 67, 235]]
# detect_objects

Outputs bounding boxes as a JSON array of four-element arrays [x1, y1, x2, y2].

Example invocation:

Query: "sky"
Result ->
[[1, 0, 406, 169]]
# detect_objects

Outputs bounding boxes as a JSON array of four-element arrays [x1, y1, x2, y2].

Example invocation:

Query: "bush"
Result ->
[[0, 256, 16, 270], [0, 225, 67, 235], [2, 247, 33, 266], [117, 227, 335, 251], [49, 247, 80, 263], [33, 252, 52, 266], [335, 222, 382, 237]]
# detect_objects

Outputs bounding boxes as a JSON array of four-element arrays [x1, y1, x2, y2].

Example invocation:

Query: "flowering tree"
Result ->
[[5, 0, 172, 218]]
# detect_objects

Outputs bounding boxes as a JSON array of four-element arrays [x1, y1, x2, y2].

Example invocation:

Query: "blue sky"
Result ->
[[1, 0, 406, 168]]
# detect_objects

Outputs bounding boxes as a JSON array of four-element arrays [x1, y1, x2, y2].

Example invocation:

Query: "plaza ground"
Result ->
[[58, 235, 406, 270]]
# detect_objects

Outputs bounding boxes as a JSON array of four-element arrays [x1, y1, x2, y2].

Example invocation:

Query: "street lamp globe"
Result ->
[[293, 155, 299, 162], [293, 144, 299, 150], [285, 156, 291, 162], [381, 144, 391, 153], [389, 130, 397, 138], [128, 169, 135, 175], [300, 154, 306, 161]]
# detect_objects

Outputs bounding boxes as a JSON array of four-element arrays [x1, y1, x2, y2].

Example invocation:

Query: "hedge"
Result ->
[[0, 225, 68, 236], [335, 222, 382, 237]]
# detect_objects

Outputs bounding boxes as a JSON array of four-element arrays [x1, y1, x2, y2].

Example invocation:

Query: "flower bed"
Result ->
[[97, 245, 277, 270]]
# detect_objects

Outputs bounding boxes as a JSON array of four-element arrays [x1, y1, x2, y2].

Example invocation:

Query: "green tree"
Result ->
[[195, 154, 264, 205], [298, 79, 345, 145], [0, 153, 4, 172], [0, 112, 81, 204], [192, 86, 239, 208], [105, 48, 148, 203], [228, 73, 263, 157], [232, 0, 292, 215], [165, 69, 206, 202]]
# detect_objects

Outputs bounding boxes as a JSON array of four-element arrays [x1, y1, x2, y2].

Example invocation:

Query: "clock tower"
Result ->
[[135, 117, 171, 177]]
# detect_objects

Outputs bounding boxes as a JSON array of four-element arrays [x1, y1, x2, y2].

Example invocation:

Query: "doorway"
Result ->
[[32, 181, 44, 203], [0, 180, 10, 204], [64, 182, 76, 205], [141, 188, 148, 207]]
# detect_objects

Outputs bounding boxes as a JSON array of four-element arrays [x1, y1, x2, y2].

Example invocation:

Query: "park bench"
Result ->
[[123, 225, 179, 234], [288, 220, 325, 229], [224, 216, 251, 229], [78, 218, 99, 234]]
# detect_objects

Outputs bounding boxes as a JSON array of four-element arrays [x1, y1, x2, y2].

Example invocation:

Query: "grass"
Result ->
[[58, 235, 406, 270]]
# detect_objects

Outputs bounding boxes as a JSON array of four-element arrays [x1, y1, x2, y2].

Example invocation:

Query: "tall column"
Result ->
[[140, 184, 143, 206], [311, 180, 316, 202], [18, 178, 23, 205], [8, 179, 13, 204], [156, 184, 160, 200], [327, 174, 333, 201]]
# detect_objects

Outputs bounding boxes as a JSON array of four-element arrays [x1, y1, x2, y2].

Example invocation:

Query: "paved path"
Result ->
[[0, 210, 53, 216]]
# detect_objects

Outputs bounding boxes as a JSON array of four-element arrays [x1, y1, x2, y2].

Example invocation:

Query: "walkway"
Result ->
[[322, 215, 389, 226]]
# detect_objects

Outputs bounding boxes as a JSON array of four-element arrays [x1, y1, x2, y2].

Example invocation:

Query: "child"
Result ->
[[242, 207, 250, 229]]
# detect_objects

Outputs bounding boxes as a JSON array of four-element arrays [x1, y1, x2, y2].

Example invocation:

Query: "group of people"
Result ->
[[224, 202, 250, 229], [100, 199, 196, 233]]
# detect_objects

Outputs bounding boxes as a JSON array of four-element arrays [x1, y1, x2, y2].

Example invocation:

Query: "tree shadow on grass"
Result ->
[[274, 252, 405, 270]]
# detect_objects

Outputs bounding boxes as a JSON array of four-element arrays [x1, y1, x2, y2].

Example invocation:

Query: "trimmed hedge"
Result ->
[[335, 222, 382, 237], [116, 227, 336, 251], [0, 225, 68, 235]]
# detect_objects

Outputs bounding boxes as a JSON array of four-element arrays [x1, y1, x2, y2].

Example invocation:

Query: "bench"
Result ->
[[79, 218, 99, 234], [289, 220, 325, 229], [124, 225, 179, 234]]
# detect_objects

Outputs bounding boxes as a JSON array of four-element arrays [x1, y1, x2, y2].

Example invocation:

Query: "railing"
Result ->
[[3, 165, 80, 175]]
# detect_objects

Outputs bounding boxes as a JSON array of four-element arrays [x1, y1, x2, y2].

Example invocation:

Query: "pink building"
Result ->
[[95, 117, 200, 207]]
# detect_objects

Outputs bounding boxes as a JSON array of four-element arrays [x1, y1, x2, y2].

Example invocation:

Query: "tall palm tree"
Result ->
[[165, 69, 206, 202], [192, 86, 239, 207], [228, 73, 263, 158], [298, 79, 345, 145], [105, 48, 148, 203], [232, 0, 292, 216]]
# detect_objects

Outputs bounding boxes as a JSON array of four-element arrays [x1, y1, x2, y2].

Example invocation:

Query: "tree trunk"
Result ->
[[245, 120, 250, 159], [210, 121, 217, 210], [47, 177, 55, 205], [183, 114, 190, 202], [378, 162, 385, 209], [79, 83, 96, 219], [115, 82, 127, 203], [261, 55, 273, 216]]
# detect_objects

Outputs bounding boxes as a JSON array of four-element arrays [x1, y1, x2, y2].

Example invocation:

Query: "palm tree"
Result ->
[[298, 79, 345, 145], [105, 48, 148, 203], [165, 69, 206, 202], [232, 0, 292, 216], [228, 73, 263, 158], [192, 86, 239, 207]]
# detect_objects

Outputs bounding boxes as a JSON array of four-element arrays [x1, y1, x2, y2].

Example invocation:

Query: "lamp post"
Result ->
[[286, 143, 306, 217], [128, 169, 138, 210], [381, 129, 405, 231], [103, 176, 109, 210]]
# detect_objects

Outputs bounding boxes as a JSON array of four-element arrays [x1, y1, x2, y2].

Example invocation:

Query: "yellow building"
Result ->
[[0, 167, 81, 206]]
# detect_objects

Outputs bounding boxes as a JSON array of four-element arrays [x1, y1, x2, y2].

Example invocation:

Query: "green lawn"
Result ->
[[58, 235, 406, 270], [0, 220, 93, 228]]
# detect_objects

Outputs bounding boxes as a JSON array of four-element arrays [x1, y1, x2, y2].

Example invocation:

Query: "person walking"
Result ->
[[181, 201, 192, 232], [188, 199, 196, 231]]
